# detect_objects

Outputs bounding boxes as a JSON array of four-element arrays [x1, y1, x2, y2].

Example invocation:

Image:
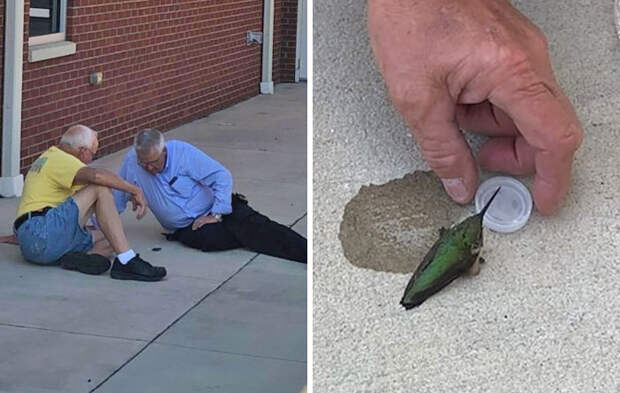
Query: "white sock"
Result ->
[[117, 249, 136, 264]]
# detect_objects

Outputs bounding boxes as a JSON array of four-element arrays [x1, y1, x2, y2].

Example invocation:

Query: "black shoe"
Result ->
[[58, 251, 111, 275], [110, 254, 166, 281]]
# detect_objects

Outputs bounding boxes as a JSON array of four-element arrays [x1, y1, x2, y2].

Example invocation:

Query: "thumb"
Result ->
[[400, 87, 478, 203]]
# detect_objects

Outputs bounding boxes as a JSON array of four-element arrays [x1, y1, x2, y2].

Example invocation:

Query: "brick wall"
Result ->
[[19, 0, 265, 171], [273, 0, 298, 83]]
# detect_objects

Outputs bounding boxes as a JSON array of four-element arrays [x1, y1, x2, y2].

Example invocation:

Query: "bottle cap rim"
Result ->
[[475, 176, 533, 233]]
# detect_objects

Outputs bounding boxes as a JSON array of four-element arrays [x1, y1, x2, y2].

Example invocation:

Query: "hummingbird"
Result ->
[[400, 187, 501, 310]]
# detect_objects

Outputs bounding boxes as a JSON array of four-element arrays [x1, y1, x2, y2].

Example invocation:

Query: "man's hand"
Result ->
[[368, 0, 583, 214], [192, 215, 220, 231], [130, 188, 148, 219], [0, 234, 18, 245]]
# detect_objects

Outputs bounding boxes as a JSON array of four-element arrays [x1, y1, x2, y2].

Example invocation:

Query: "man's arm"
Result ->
[[184, 144, 233, 215], [73, 167, 148, 219], [112, 154, 133, 214], [0, 234, 18, 245], [202, 165, 233, 216]]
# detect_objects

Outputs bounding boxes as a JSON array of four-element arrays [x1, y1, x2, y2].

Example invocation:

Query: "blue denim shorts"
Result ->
[[15, 197, 93, 265]]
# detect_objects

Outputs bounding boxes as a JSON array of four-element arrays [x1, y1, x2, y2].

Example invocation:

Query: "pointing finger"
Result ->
[[398, 86, 479, 203]]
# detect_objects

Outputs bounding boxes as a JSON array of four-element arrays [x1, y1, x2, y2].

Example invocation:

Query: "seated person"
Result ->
[[113, 129, 307, 263], [13, 125, 166, 281]]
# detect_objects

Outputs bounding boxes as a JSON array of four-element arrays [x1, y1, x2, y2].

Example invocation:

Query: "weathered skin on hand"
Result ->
[[368, 0, 583, 214]]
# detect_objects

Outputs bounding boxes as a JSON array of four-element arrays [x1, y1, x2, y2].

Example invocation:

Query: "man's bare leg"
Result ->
[[72, 185, 130, 254], [55, 201, 113, 275], [71, 184, 166, 281], [89, 230, 113, 258]]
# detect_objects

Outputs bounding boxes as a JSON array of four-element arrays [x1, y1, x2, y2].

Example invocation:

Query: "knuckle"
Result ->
[[389, 83, 417, 108], [498, 45, 531, 72], [533, 31, 548, 52], [540, 122, 583, 158], [425, 152, 460, 174], [557, 122, 584, 152], [491, 30, 547, 68], [388, 83, 428, 126], [527, 25, 549, 52], [419, 135, 461, 173], [495, 48, 555, 100], [513, 81, 555, 101]]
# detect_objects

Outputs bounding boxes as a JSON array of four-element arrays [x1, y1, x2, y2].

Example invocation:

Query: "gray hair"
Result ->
[[59, 124, 97, 149], [134, 129, 165, 156]]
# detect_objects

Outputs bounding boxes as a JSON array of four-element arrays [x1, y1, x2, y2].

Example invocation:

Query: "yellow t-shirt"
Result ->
[[16, 146, 86, 218]]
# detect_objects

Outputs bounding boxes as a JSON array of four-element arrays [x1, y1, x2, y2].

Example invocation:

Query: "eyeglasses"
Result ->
[[80, 146, 96, 157], [138, 148, 166, 169]]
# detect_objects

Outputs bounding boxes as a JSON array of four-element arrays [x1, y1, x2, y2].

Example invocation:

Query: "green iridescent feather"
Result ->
[[400, 187, 500, 309]]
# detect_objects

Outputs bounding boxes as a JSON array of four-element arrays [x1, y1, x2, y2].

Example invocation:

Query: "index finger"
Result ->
[[136, 204, 146, 219], [489, 77, 583, 214], [191, 219, 202, 231]]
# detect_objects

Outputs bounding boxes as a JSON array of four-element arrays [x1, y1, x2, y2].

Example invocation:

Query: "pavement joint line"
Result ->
[[153, 342, 307, 364], [171, 273, 238, 281], [290, 212, 307, 228], [89, 212, 308, 393], [0, 322, 149, 343], [90, 252, 261, 392]]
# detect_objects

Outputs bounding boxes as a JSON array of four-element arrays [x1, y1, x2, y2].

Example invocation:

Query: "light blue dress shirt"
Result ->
[[114, 140, 233, 230]]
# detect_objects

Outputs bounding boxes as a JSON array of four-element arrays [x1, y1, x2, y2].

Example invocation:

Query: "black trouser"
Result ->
[[166, 194, 307, 263]]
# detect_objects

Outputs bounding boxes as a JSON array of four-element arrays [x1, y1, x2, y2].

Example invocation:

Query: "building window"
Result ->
[[29, 0, 67, 45]]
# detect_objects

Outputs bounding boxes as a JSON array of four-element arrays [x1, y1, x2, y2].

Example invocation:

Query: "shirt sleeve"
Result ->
[[183, 143, 233, 215], [49, 151, 84, 190]]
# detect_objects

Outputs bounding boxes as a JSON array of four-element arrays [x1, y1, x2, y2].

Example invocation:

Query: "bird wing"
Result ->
[[402, 237, 443, 298], [401, 252, 479, 309]]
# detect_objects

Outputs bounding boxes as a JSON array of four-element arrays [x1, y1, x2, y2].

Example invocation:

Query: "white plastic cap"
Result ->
[[475, 176, 532, 233]]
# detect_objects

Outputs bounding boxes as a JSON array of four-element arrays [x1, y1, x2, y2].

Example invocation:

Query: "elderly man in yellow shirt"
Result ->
[[12, 124, 166, 281]]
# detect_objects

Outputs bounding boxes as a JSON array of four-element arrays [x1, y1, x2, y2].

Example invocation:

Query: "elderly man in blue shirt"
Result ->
[[113, 129, 307, 263]]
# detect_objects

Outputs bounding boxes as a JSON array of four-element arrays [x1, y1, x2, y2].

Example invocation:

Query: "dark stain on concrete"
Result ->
[[339, 171, 467, 273]]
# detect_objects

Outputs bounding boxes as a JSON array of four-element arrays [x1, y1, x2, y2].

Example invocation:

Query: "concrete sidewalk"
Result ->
[[0, 84, 307, 393], [314, 1, 620, 392]]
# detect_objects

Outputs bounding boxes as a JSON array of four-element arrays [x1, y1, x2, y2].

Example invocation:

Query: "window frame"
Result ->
[[28, 0, 67, 46]]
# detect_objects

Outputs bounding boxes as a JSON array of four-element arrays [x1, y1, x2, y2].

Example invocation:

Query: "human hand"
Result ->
[[192, 215, 220, 231], [368, 0, 583, 214], [0, 234, 18, 245], [130, 188, 148, 219]]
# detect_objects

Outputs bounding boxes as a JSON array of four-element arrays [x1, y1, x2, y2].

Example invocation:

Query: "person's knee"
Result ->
[[77, 184, 99, 196], [76, 184, 111, 201], [94, 185, 113, 198]]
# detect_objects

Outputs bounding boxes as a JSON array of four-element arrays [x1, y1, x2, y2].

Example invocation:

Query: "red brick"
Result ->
[[3, 0, 299, 173]]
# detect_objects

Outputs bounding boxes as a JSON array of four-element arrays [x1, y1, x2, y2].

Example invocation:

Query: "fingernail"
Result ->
[[441, 178, 469, 203]]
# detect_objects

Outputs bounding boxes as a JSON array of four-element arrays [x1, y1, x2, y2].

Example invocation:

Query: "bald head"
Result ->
[[58, 124, 99, 164], [60, 124, 98, 150]]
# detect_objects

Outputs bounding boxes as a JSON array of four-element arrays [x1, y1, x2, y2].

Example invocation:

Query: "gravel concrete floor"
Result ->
[[0, 83, 307, 393]]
